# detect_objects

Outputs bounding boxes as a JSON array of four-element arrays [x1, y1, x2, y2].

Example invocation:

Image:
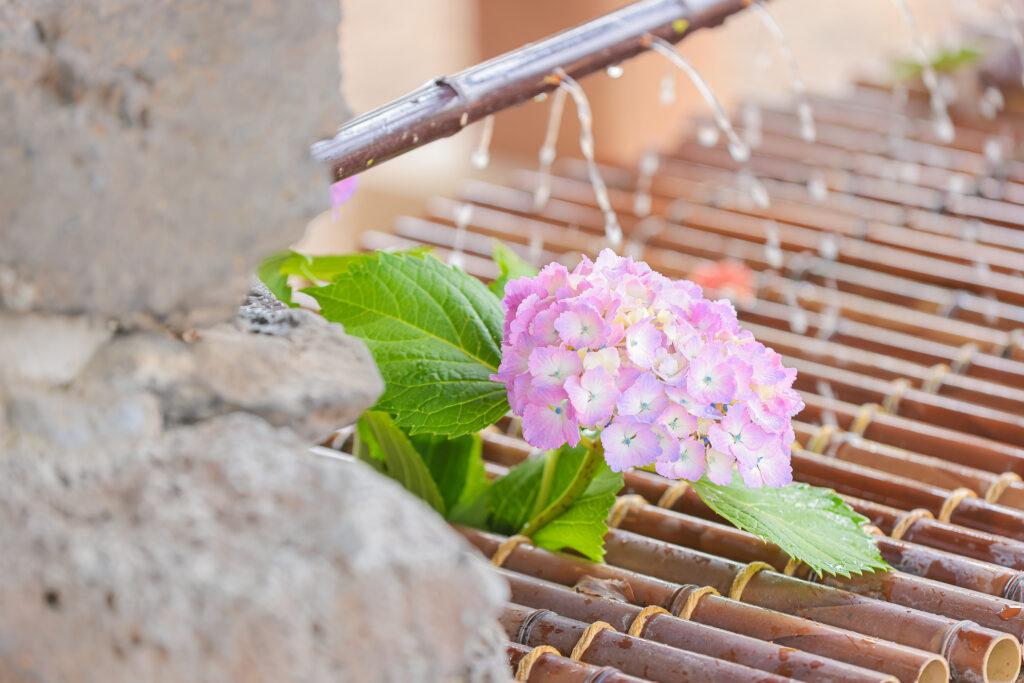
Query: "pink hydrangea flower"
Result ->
[[491, 249, 803, 487]]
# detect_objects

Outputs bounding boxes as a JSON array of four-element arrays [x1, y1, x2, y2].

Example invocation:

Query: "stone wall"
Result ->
[[0, 2, 509, 680]]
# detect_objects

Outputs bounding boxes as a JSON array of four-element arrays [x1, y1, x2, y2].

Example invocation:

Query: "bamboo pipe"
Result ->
[[462, 528, 947, 683], [602, 529, 1021, 683], [501, 603, 796, 683], [506, 641, 651, 682], [312, 0, 753, 181], [611, 502, 1024, 637], [791, 449, 1024, 542], [500, 568, 899, 683]]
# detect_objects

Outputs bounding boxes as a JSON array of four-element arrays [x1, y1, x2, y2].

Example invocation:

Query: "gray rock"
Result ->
[[0, 0, 342, 322], [0, 312, 113, 385], [0, 413, 510, 683]]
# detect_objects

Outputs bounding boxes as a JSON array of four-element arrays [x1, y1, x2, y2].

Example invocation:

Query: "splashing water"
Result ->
[[749, 1, 816, 143], [1003, 0, 1024, 88], [533, 87, 568, 211], [648, 35, 750, 163], [633, 151, 659, 217], [738, 169, 771, 209], [447, 203, 474, 269], [807, 169, 828, 202], [889, 0, 954, 142], [470, 115, 495, 170], [979, 86, 1005, 120], [741, 102, 762, 149], [556, 70, 622, 248]]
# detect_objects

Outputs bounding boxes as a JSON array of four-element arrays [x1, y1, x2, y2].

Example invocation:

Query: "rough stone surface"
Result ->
[[0, 0, 342, 321], [0, 312, 113, 385], [0, 413, 510, 683]]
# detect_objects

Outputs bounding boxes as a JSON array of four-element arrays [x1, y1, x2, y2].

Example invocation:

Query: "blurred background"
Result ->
[[300, 0, 975, 254]]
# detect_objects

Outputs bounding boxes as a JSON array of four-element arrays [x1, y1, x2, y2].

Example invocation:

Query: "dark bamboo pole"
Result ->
[[505, 641, 651, 682], [311, 0, 752, 180]]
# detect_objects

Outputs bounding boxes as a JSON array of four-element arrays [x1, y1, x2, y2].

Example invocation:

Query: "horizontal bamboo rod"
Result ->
[[311, 0, 752, 180]]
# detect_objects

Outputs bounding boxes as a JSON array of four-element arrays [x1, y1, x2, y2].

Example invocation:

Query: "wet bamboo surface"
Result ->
[[354, 81, 1024, 683]]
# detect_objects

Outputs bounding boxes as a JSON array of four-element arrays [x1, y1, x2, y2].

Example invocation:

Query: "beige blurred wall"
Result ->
[[300, 0, 982, 253]]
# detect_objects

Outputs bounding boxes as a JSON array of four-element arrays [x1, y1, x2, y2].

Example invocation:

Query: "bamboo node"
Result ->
[[881, 378, 909, 414], [921, 363, 950, 394], [608, 494, 647, 528], [570, 621, 616, 661], [862, 524, 885, 536], [516, 609, 555, 645], [951, 342, 977, 374], [627, 605, 670, 637], [656, 481, 692, 509], [890, 508, 933, 540], [515, 645, 559, 681], [938, 487, 977, 523], [492, 535, 531, 567], [807, 424, 837, 454], [984, 472, 1022, 504], [728, 561, 774, 601], [674, 586, 720, 620], [782, 557, 806, 576], [851, 403, 878, 436]]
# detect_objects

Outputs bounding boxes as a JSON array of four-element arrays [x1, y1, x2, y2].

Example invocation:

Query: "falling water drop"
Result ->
[[984, 137, 1005, 166], [448, 203, 474, 270], [533, 87, 568, 211], [633, 151, 659, 217], [697, 124, 720, 147], [738, 169, 771, 209], [819, 233, 839, 262], [979, 86, 1005, 119], [648, 35, 750, 164], [556, 70, 622, 248], [816, 381, 839, 426], [606, 64, 624, 79], [749, 1, 816, 143], [807, 169, 828, 202], [529, 224, 544, 265], [470, 115, 495, 170], [785, 286, 808, 334], [1003, 0, 1024, 88], [890, 0, 954, 142], [741, 102, 762, 149]]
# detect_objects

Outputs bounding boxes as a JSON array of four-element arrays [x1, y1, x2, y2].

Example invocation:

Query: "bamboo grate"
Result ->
[[340, 82, 1024, 683]]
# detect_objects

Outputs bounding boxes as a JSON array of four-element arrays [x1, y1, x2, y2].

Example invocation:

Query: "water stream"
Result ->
[[470, 115, 495, 170], [556, 70, 623, 248], [749, 1, 816, 143], [633, 151, 659, 217], [447, 202, 474, 270], [648, 35, 750, 163], [533, 87, 568, 211], [889, 0, 955, 142]]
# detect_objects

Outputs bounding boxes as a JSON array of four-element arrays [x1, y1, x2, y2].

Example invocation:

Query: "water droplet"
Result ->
[[659, 67, 676, 105], [728, 141, 751, 163], [819, 234, 839, 261], [797, 101, 816, 143], [933, 113, 955, 143], [697, 124, 720, 147], [606, 64, 624, 79], [750, 178, 770, 208], [807, 170, 828, 202], [979, 86, 1004, 119], [742, 102, 762, 148], [470, 116, 494, 170], [984, 138, 1004, 166]]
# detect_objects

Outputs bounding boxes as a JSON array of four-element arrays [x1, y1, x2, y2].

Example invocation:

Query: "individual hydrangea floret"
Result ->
[[492, 250, 803, 488]]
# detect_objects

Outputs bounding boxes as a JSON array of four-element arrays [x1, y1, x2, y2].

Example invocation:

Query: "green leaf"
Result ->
[[409, 431, 490, 518], [692, 477, 889, 577], [358, 411, 445, 514], [257, 250, 298, 306], [487, 444, 624, 562], [489, 240, 539, 298], [891, 46, 982, 83], [308, 250, 509, 437]]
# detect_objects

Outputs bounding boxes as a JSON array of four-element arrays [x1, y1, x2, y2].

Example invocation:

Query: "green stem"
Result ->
[[519, 438, 605, 538], [528, 447, 561, 520]]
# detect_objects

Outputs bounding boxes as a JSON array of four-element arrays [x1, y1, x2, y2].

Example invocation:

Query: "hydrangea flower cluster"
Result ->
[[492, 250, 803, 488]]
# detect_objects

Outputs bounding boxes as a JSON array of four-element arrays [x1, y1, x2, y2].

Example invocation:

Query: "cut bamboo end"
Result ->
[[982, 635, 1022, 683]]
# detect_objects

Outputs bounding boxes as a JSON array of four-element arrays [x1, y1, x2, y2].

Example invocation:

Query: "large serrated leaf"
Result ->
[[487, 445, 624, 562], [409, 431, 490, 518], [308, 251, 509, 437], [357, 411, 445, 514], [692, 478, 890, 577]]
